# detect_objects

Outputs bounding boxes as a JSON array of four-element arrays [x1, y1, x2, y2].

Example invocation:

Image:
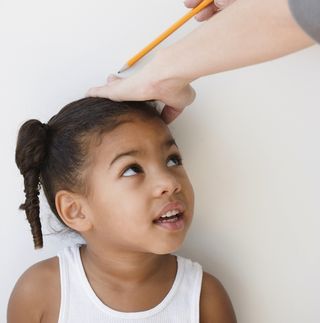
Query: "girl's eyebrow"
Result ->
[[109, 137, 178, 168]]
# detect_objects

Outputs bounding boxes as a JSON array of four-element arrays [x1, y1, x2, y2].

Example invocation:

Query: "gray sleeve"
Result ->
[[288, 0, 320, 43]]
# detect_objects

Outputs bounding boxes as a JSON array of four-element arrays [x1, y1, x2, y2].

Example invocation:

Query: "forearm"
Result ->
[[155, 0, 314, 83]]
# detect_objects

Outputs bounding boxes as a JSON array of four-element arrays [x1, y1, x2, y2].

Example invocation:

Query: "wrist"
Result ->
[[138, 49, 195, 107], [158, 47, 196, 80]]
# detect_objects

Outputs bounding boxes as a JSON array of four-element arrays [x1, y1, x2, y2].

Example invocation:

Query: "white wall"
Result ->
[[1, 1, 319, 322]]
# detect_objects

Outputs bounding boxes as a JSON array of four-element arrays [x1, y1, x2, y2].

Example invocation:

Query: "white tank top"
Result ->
[[57, 244, 203, 323]]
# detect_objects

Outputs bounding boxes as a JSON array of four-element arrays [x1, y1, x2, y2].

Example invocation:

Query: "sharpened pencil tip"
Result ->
[[118, 64, 129, 74]]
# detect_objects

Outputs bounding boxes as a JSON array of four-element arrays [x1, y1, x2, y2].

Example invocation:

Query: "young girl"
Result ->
[[8, 97, 236, 323]]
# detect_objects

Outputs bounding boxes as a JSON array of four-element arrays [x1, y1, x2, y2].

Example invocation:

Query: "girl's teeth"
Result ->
[[160, 209, 180, 219], [158, 215, 180, 223]]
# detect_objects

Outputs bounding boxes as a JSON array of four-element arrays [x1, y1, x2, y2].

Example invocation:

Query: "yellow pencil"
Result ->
[[118, 0, 214, 73]]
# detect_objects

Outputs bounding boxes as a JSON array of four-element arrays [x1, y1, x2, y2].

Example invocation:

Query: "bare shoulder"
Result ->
[[200, 271, 237, 323], [7, 256, 60, 323]]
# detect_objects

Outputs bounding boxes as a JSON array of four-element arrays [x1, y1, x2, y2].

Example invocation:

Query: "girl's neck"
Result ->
[[80, 244, 175, 288]]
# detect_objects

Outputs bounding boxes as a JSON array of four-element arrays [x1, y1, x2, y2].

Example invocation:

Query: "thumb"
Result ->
[[161, 105, 183, 124]]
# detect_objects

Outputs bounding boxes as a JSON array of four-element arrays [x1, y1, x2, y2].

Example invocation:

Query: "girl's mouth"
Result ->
[[153, 213, 185, 231]]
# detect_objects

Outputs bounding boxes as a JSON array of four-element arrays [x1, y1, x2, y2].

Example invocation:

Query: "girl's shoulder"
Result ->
[[200, 271, 237, 323], [7, 256, 60, 323]]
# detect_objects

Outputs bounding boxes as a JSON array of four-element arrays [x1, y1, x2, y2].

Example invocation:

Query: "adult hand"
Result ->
[[87, 0, 236, 124], [184, 0, 236, 21], [87, 53, 196, 124]]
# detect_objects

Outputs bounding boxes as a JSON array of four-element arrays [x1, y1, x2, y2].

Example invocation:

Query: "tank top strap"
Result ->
[[175, 255, 203, 321]]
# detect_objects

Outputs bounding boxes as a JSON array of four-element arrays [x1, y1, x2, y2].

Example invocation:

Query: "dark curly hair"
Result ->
[[15, 97, 161, 249]]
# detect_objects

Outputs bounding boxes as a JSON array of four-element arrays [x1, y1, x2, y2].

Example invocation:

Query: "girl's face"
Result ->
[[83, 116, 194, 255]]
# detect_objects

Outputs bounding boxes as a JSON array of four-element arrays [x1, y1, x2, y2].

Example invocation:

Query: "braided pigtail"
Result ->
[[15, 119, 49, 249]]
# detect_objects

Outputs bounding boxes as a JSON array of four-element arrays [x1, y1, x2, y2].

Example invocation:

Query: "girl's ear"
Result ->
[[55, 190, 92, 232]]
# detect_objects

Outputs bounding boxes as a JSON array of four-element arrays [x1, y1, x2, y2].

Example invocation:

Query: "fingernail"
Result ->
[[86, 88, 93, 97], [214, 0, 225, 8], [107, 74, 117, 83], [214, 0, 234, 9]]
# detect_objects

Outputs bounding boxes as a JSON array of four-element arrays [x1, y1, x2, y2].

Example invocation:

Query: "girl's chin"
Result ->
[[150, 239, 185, 255]]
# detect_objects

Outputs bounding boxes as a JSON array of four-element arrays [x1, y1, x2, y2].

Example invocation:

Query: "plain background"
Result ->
[[1, 1, 320, 322]]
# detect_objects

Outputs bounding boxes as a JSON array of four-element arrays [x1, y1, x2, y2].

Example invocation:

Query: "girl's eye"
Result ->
[[122, 164, 142, 177], [121, 154, 183, 177], [167, 154, 183, 167]]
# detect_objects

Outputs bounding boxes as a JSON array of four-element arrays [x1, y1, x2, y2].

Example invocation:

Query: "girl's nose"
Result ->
[[152, 171, 182, 197]]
